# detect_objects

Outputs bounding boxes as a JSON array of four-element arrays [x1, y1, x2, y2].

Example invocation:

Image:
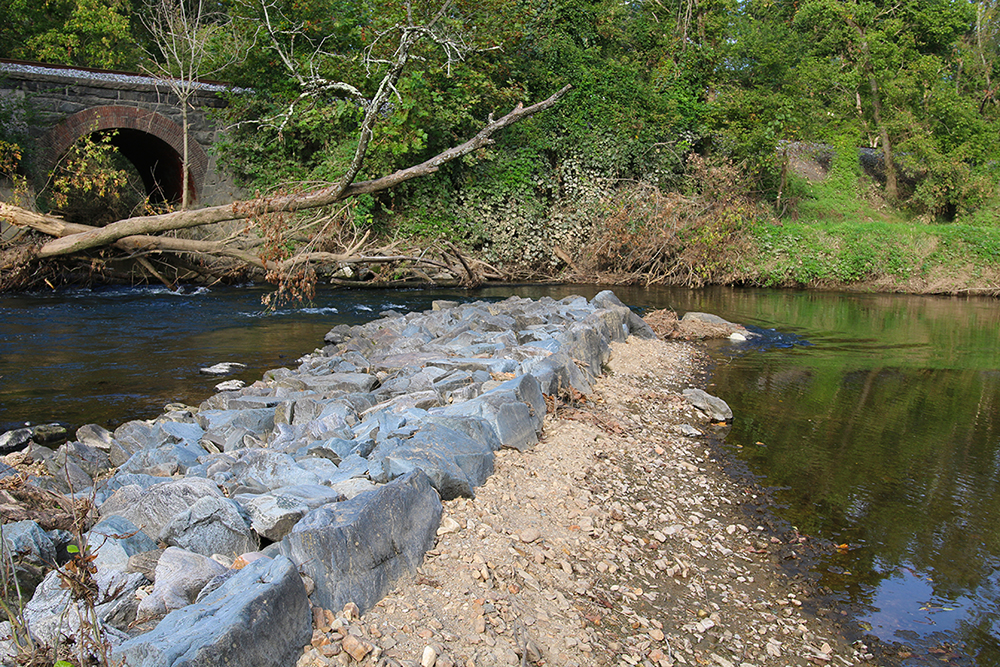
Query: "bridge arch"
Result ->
[[41, 106, 209, 205]]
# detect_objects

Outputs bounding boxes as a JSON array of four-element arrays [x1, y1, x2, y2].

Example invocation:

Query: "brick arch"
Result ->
[[41, 106, 209, 204]]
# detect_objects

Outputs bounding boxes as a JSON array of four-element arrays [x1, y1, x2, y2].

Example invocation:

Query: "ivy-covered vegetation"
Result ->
[[2, 0, 1000, 290]]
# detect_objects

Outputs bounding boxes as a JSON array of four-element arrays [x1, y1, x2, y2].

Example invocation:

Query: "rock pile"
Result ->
[[3, 290, 720, 667]]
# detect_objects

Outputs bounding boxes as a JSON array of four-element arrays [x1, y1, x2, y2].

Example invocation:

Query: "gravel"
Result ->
[[295, 336, 874, 667]]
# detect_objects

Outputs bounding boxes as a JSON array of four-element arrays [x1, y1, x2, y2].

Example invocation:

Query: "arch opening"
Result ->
[[98, 128, 189, 205]]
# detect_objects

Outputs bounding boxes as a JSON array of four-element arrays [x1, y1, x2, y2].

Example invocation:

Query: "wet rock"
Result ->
[[0, 427, 32, 454], [199, 362, 247, 375], [280, 470, 442, 614], [29, 423, 69, 446], [115, 556, 311, 667]]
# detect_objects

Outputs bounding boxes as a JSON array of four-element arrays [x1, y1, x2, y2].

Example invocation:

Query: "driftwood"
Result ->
[[6, 86, 570, 265]]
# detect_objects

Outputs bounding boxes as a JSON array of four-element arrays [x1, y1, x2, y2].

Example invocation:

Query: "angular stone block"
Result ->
[[280, 471, 441, 614]]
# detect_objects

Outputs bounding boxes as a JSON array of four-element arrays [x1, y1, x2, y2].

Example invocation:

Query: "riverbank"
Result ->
[[2, 292, 875, 667], [295, 335, 871, 667]]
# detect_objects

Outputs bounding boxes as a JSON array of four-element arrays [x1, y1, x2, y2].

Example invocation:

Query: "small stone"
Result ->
[[437, 517, 461, 536], [341, 634, 372, 661], [474, 616, 487, 634], [342, 602, 360, 620], [649, 628, 665, 641], [519, 527, 541, 543], [421, 645, 438, 667]]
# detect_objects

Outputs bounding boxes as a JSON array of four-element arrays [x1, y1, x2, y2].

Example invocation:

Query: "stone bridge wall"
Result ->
[[0, 60, 242, 207]]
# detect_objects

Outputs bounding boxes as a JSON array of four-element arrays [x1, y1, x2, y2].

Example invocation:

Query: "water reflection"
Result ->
[[689, 289, 1000, 665]]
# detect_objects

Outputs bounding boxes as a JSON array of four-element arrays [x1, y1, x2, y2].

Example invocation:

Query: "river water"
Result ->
[[1, 284, 998, 664]]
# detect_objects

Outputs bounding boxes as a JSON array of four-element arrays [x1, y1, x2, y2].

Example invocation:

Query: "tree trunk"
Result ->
[[181, 100, 190, 210], [847, 18, 899, 202]]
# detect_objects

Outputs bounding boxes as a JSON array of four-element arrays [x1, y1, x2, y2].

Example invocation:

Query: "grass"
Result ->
[[740, 176, 1000, 293]]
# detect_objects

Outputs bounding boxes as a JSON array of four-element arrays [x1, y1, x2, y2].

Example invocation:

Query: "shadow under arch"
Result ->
[[41, 106, 208, 205]]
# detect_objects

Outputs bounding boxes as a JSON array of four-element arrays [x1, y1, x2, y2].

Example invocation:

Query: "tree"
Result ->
[[142, 0, 250, 209], [1, 0, 141, 70], [2, 0, 569, 292]]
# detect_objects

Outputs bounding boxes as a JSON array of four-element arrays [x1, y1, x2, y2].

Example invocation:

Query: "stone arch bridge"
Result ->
[[0, 59, 240, 207]]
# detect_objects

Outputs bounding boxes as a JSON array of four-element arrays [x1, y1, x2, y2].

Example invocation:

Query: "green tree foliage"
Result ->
[[0, 0, 142, 69]]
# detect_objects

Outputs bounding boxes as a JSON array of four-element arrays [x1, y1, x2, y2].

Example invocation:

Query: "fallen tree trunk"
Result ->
[[0, 204, 266, 269], [23, 86, 570, 261]]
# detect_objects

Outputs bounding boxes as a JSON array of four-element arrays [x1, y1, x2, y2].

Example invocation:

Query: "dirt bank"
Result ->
[[296, 336, 871, 667]]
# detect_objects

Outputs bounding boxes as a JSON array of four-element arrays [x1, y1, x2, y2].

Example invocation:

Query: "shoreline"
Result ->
[[2, 294, 874, 667], [296, 336, 871, 667]]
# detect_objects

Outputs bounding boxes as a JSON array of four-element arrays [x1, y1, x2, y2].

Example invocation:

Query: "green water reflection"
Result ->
[[675, 289, 1000, 664]]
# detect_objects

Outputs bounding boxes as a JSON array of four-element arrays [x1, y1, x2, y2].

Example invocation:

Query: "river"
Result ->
[[1, 284, 998, 665]]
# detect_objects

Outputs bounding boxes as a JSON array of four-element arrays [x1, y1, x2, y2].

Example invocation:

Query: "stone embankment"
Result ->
[[1, 290, 713, 666]]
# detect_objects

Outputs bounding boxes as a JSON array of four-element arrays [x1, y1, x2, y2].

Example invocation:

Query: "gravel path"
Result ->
[[297, 337, 873, 667]]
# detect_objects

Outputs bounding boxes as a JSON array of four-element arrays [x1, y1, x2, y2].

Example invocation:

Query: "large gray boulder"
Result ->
[[228, 449, 320, 490], [237, 484, 345, 541], [113, 556, 310, 667], [280, 470, 441, 614], [369, 423, 494, 499], [158, 495, 258, 558], [441, 374, 545, 451], [135, 547, 229, 621], [99, 478, 223, 541]]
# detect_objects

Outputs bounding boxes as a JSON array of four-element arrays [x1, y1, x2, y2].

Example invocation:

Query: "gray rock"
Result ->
[[54, 439, 111, 477], [681, 311, 737, 326], [99, 477, 223, 541], [1, 521, 55, 564], [113, 556, 310, 667], [238, 484, 344, 542], [87, 515, 158, 573], [682, 388, 734, 422], [29, 423, 68, 445], [441, 374, 545, 451], [199, 362, 247, 375], [229, 449, 320, 490], [158, 495, 258, 557], [135, 547, 228, 621], [369, 423, 494, 499], [76, 423, 114, 450], [296, 373, 377, 394], [592, 290, 658, 340], [0, 428, 33, 454], [280, 470, 441, 614], [523, 348, 590, 395], [23, 566, 144, 649], [118, 442, 205, 476]]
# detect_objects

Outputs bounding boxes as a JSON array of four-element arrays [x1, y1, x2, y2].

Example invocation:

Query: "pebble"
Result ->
[[341, 634, 371, 662], [520, 527, 541, 543]]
